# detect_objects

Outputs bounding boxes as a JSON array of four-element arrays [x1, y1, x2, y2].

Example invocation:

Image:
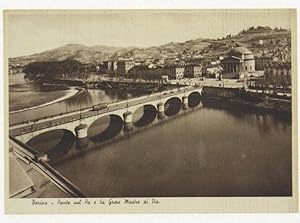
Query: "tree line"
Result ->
[[248, 75, 291, 95], [126, 65, 165, 82], [23, 60, 87, 79]]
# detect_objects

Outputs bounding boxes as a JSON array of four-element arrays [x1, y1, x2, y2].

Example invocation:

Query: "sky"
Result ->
[[5, 9, 294, 58]]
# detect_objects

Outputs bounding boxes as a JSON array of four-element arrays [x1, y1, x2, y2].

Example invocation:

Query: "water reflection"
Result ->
[[88, 115, 124, 143], [165, 98, 182, 116], [26, 129, 75, 162], [133, 105, 157, 127], [202, 98, 291, 136], [47, 97, 292, 197]]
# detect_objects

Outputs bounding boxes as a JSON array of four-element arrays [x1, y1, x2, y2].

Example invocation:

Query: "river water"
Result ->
[[9, 74, 130, 125], [9, 74, 292, 197]]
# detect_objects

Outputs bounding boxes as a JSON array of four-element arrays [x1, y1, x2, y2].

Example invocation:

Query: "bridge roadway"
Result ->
[[9, 86, 202, 143]]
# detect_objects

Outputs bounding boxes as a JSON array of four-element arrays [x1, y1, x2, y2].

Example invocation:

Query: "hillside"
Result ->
[[9, 26, 291, 67], [9, 44, 126, 66]]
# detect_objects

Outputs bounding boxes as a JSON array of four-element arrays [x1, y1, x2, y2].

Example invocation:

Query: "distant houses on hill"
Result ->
[[101, 58, 203, 81]]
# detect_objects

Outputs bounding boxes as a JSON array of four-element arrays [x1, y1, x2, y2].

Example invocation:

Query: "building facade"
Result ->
[[165, 66, 185, 80], [102, 60, 116, 74], [255, 56, 273, 70], [264, 62, 291, 83], [116, 60, 135, 76], [221, 47, 255, 79], [184, 64, 202, 78]]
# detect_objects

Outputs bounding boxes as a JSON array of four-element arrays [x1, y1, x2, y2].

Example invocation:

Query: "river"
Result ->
[[9, 74, 292, 197], [9, 74, 131, 125]]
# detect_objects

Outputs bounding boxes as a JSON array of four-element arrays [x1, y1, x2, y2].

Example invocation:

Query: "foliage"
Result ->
[[23, 59, 83, 79], [127, 66, 165, 81]]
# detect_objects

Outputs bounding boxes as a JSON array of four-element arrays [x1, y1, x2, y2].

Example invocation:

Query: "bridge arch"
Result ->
[[132, 104, 157, 127], [164, 97, 182, 116], [26, 129, 75, 161], [88, 114, 123, 143], [188, 91, 202, 108]]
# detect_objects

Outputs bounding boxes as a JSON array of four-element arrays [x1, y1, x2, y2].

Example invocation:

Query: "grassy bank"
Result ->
[[9, 88, 81, 112]]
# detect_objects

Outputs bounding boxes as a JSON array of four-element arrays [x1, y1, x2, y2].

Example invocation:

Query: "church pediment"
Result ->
[[222, 56, 243, 62]]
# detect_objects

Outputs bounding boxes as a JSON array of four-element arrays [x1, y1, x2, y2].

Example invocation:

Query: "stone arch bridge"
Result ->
[[9, 86, 203, 143]]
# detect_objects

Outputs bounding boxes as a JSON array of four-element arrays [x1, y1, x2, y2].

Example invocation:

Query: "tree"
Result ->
[[279, 76, 289, 95], [23, 59, 82, 79], [267, 75, 280, 95]]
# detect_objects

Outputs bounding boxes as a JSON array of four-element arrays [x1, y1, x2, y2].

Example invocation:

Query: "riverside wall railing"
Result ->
[[9, 136, 86, 197]]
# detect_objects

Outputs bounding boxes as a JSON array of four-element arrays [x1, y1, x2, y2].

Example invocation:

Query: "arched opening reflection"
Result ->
[[26, 129, 75, 161], [164, 97, 182, 116], [88, 114, 123, 143], [133, 104, 157, 127], [188, 92, 201, 108]]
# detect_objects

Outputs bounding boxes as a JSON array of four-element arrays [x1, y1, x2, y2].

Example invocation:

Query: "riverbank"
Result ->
[[9, 87, 85, 113], [203, 95, 291, 114], [202, 86, 291, 114]]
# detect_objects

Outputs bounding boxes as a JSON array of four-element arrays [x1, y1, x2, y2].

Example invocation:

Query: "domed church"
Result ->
[[221, 47, 255, 79]]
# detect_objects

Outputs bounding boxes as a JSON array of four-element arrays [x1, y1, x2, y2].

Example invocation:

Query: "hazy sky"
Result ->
[[5, 9, 294, 57]]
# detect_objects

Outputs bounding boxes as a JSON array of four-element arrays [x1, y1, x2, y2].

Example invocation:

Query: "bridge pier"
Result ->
[[157, 102, 165, 119], [75, 124, 88, 139], [123, 111, 133, 131], [76, 137, 89, 149], [182, 96, 188, 110]]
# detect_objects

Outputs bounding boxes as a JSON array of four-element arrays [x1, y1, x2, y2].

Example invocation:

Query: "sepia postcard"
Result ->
[[3, 9, 298, 213]]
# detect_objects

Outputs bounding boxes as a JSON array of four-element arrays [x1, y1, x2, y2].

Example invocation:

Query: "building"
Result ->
[[102, 60, 117, 74], [165, 65, 185, 80], [206, 66, 223, 79], [134, 59, 146, 66], [158, 58, 166, 65], [201, 59, 212, 68], [184, 64, 202, 78], [184, 57, 202, 65], [116, 60, 135, 76], [221, 47, 255, 79], [255, 56, 273, 70], [164, 57, 177, 65], [9, 64, 24, 75], [113, 61, 118, 72], [161, 75, 169, 83], [264, 62, 291, 83]]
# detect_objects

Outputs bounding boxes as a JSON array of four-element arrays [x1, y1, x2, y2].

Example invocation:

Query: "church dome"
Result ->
[[229, 47, 253, 55]]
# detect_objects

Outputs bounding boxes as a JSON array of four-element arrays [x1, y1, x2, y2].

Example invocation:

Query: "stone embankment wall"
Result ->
[[202, 86, 243, 98], [202, 86, 291, 114]]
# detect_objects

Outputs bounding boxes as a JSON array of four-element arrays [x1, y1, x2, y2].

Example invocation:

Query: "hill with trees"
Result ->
[[9, 26, 291, 69]]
